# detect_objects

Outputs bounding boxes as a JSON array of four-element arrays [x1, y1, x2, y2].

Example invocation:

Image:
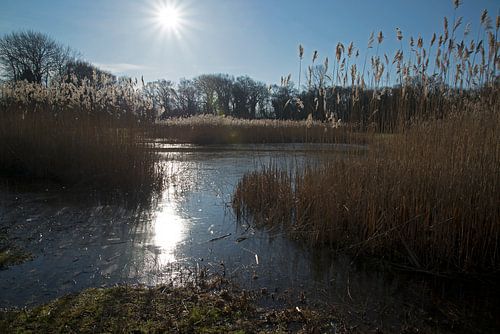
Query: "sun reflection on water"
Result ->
[[152, 189, 186, 265]]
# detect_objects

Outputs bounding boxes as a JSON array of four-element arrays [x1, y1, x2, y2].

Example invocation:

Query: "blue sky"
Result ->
[[0, 0, 498, 85]]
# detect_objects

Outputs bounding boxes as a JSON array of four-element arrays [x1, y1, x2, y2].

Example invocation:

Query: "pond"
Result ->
[[0, 143, 493, 330]]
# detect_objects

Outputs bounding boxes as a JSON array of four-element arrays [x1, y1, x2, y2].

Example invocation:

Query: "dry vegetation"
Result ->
[[0, 2, 498, 333], [0, 77, 163, 198], [279, 3, 500, 132], [0, 276, 345, 334], [0, 1, 498, 274], [233, 3, 500, 275], [233, 106, 499, 274], [154, 114, 358, 144]]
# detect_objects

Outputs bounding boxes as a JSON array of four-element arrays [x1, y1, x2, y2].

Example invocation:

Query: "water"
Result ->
[[0, 143, 495, 331]]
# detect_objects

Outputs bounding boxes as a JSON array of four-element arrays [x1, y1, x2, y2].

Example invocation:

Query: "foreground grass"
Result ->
[[0, 282, 343, 334], [233, 108, 500, 274]]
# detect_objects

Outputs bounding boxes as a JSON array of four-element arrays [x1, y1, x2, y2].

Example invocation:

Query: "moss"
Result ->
[[0, 249, 30, 268], [0, 282, 342, 333], [0, 232, 32, 269]]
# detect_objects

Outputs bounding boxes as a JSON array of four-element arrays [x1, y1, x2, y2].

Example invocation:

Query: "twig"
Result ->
[[208, 233, 231, 242]]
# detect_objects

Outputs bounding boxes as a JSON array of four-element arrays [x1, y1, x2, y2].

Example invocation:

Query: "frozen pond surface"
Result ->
[[1, 143, 494, 330]]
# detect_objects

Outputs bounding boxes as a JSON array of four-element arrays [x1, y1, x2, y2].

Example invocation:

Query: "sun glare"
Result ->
[[152, 2, 188, 38], [148, 1, 193, 40], [157, 6, 180, 30]]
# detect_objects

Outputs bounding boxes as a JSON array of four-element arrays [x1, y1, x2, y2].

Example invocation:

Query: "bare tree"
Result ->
[[232, 76, 269, 118], [194, 74, 234, 115], [143, 79, 177, 117], [194, 74, 218, 115], [211, 74, 233, 116], [0, 30, 75, 84], [61, 59, 115, 86], [270, 83, 299, 120], [176, 79, 200, 115]]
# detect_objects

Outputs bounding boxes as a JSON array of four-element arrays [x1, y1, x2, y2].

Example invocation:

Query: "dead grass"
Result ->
[[0, 111, 163, 197], [233, 106, 500, 274], [153, 114, 363, 144], [0, 78, 164, 200], [0, 278, 345, 334]]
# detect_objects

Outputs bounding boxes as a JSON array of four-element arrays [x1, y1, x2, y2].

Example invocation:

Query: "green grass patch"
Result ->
[[0, 248, 31, 269], [0, 231, 32, 269], [0, 282, 341, 333]]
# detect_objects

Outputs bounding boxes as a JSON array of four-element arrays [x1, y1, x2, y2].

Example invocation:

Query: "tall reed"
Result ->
[[288, 2, 499, 132], [233, 3, 500, 273], [233, 101, 499, 274], [0, 77, 163, 198], [154, 114, 356, 144]]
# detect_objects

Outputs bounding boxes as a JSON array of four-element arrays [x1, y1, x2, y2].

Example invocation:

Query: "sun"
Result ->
[[149, 1, 192, 40], [157, 6, 180, 30]]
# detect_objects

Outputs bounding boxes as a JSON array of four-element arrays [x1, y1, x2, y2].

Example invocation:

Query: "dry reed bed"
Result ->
[[232, 2, 500, 274], [0, 112, 163, 196], [154, 114, 361, 144], [0, 79, 163, 198], [287, 2, 499, 131], [233, 107, 500, 274]]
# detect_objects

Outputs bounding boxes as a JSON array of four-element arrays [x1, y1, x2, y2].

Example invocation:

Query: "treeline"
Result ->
[[0, 30, 296, 121], [144, 74, 272, 119], [0, 31, 301, 122], [1, 4, 500, 132]]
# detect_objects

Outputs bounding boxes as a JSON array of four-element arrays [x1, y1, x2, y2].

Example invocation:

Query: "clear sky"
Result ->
[[0, 0, 498, 85]]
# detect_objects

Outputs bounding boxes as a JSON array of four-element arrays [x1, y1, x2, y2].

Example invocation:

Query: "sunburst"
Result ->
[[156, 6, 181, 31]]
